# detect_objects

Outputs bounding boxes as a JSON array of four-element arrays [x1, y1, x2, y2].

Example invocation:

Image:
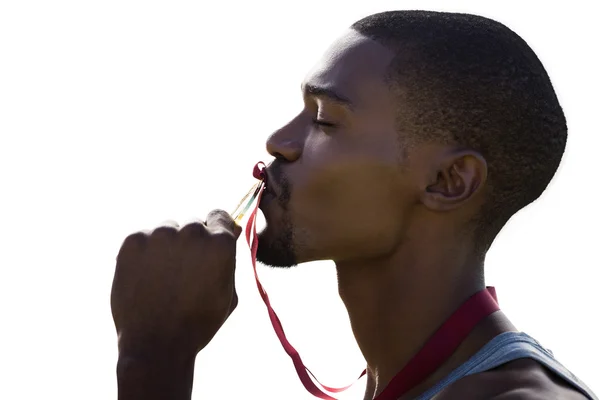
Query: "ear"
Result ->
[[421, 150, 488, 212]]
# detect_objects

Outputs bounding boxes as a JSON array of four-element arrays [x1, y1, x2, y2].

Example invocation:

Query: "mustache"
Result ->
[[266, 160, 283, 190], [265, 160, 291, 204]]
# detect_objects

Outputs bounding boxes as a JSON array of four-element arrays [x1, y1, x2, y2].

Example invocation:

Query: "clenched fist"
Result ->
[[111, 210, 242, 366]]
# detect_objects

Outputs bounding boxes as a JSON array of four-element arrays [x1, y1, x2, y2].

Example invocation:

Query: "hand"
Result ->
[[111, 210, 242, 360]]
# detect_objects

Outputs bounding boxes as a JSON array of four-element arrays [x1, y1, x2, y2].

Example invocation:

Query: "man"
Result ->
[[110, 10, 597, 400]]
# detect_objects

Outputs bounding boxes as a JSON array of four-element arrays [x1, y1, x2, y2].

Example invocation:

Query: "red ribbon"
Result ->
[[243, 162, 500, 400]]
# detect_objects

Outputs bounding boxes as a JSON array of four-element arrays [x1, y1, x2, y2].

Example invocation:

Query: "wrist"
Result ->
[[117, 330, 199, 361], [117, 350, 196, 400]]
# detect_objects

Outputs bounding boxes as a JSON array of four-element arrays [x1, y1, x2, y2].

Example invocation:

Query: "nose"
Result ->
[[265, 123, 303, 162]]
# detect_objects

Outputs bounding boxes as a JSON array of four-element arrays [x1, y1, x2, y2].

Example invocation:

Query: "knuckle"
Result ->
[[150, 225, 179, 238], [207, 209, 234, 228], [179, 221, 209, 239], [207, 209, 229, 220], [158, 220, 180, 229], [211, 229, 236, 247], [116, 231, 148, 266], [120, 231, 148, 252]]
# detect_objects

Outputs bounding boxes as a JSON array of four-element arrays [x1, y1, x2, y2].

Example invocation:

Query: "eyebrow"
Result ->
[[301, 83, 355, 110]]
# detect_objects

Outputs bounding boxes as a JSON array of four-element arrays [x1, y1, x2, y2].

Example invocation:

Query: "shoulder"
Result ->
[[434, 358, 588, 400]]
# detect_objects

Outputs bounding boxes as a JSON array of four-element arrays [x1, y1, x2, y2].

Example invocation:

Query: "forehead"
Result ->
[[303, 30, 395, 105]]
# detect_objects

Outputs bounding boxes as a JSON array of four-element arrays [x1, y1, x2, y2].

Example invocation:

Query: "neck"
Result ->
[[335, 237, 486, 398]]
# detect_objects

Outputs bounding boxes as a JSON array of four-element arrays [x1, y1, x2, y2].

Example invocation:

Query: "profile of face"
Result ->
[[256, 30, 484, 268], [256, 30, 407, 268]]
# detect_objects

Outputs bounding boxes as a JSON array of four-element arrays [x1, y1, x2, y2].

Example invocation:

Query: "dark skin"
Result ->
[[111, 30, 586, 399]]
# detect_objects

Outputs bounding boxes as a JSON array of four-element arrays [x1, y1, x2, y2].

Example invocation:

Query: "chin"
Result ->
[[256, 226, 298, 269]]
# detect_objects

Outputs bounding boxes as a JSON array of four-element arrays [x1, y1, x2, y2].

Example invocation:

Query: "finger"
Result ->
[[158, 220, 180, 229], [151, 225, 179, 239], [179, 221, 209, 240], [180, 217, 204, 227], [116, 231, 148, 262], [120, 231, 148, 251], [233, 222, 242, 239], [206, 209, 240, 239], [229, 289, 238, 316]]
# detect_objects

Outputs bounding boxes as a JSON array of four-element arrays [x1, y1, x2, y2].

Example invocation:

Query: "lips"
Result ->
[[260, 167, 275, 194], [259, 169, 276, 209], [260, 177, 276, 201]]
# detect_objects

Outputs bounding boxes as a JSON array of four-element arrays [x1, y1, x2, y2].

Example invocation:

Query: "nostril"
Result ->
[[270, 141, 302, 163]]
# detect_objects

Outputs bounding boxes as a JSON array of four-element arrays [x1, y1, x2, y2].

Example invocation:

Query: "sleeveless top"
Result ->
[[414, 331, 598, 399]]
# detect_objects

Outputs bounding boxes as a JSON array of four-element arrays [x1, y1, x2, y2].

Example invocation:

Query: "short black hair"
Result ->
[[352, 10, 567, 247]]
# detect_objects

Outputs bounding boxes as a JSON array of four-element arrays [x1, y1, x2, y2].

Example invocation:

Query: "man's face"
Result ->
[[256, 30, 421, 268]]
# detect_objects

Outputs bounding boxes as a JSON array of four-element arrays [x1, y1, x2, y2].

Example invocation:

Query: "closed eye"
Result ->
[[312, 119, 336, 128]]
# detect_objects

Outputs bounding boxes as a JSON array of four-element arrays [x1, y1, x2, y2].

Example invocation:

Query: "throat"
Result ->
[[335, 255, 489, 398]]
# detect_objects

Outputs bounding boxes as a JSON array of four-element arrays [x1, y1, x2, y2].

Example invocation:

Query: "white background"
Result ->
[[0, 1, 598, 399]]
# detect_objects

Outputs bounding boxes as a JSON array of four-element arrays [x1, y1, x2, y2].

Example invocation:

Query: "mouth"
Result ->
[[259, 181, 275, 208], [259, 168, 276, 209]]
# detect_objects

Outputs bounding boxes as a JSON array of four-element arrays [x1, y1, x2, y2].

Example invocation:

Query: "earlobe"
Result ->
[[421, 151, 487, 212]]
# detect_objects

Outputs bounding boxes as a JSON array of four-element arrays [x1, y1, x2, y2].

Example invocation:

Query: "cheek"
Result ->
[[290, 160, 408, 259]]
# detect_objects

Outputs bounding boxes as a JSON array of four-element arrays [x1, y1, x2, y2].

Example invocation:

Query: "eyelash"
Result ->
[[312, 119, 336, 128]]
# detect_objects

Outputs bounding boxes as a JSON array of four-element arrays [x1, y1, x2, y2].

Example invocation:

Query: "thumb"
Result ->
[[233, 222, 243, 239], [206, 209, 242, 239]]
